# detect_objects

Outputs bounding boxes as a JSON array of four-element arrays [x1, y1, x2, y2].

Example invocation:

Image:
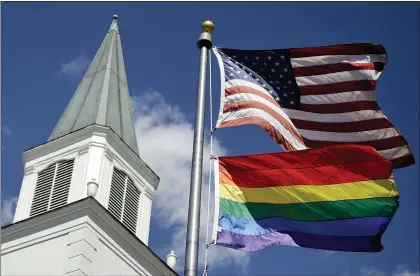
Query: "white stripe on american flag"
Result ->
[[225, 92, 295, 126], [283, 108, 387, 123], [220, 108, 307, 150], [379, 146, 412, 160], [290, 54, 387, 67], [212, 44, 413, 168], [225, 79, 272, 97], [295, 69, 382, 86], [300, 90, 376, 104], [298, 127, 400, 142]]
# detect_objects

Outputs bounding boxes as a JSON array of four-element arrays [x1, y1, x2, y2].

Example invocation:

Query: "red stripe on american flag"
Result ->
[[302, 136, 409, 151], [223, 101, 304, 144], [292, 118, 395, 133], [218, 116, 298, 151], [225, 86, 277, 106], [293, 62, 385, 77], [290, 43, 386, 58], [299, 80, 378, 96], [299, 101, 381, 114], [392, 155, 416, 169]]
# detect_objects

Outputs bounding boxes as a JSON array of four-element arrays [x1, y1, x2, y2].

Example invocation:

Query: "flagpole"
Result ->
[[184, 20, 214, 276]]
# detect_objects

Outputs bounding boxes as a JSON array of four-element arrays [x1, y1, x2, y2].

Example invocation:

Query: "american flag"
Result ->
[[212, 43, 414, 169]]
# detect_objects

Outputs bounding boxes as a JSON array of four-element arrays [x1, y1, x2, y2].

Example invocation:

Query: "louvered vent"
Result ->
[[108, 167, 140, 234], [30, 159, 74, 217]]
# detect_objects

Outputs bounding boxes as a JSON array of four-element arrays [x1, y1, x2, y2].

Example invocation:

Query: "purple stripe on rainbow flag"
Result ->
[[216, 229, 384, 252], [218, 213, 392, 237]]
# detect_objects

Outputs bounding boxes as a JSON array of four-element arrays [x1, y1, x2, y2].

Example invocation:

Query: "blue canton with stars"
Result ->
[[217, 48, 300, 109]]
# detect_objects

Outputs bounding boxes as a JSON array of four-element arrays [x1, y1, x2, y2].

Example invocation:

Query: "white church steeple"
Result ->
[[13, 15, 158, 245]]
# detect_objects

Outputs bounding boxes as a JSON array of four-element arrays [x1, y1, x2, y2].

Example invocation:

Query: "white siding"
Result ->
[[94, 240, 140, 276], [1, 235, 67, 275]]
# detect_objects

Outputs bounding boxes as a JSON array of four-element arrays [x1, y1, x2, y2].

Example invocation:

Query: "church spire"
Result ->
[[49, 15, 139, 155], [13, 15, 158, 246]]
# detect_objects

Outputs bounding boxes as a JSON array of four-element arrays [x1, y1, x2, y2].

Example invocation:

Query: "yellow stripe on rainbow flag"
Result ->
[[219, 179, 397, 204]]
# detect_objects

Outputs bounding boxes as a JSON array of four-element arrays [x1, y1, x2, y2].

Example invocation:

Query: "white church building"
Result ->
[[1, 15, 178, 276]]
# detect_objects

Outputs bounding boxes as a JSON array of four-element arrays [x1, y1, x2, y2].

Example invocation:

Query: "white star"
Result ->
[[276, 86, 281, 90], [260, 68, 264, 72], [236, 70, 240, 74], [244, 75, 248, 78], [228, 60, 233, 64], [233, 55, 237, 58], [275, 96, 280, 101], [256, 78, 260, 82], [280, 55, 285, 59], [264, 62, 267, 66], [291, 91, 295, 95], [288, 81, 292, 84], [290, 101, 295, 104], [275, 62, 280, 66], [269, 81, 274, 84], [268, 56, 272, 60], [283, 93, 288, 97], [230, 67, 234, 70], [283, 68, 288, 72], [262, 84, 266, 87], [275, 81, 279, 84], [279, 74, 283, 78], [229, 73, 234, 77], [271, 69, 275, 72], [284, 86, 288, 88], [256, 56, 260, 60], [267, 90, 272, 94], [245, 56, 248, 59], [268, 74, 272, 78], [252, 62, 256, 66]]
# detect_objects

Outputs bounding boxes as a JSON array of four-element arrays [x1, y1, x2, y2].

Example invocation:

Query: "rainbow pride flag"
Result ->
[[212, 145, 399, 252]]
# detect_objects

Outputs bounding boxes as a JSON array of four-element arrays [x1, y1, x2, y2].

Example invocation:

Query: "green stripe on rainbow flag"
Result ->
[[220, 197, 399, 221]]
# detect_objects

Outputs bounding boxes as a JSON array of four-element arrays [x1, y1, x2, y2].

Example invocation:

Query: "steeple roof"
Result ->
[[49, 15, 139, 155]]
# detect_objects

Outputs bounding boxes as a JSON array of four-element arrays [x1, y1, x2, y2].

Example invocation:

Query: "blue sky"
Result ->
[[1, 2, 419, 276]]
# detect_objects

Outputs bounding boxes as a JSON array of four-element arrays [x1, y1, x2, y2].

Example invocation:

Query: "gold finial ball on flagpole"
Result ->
[[201, 20, 214, 33]]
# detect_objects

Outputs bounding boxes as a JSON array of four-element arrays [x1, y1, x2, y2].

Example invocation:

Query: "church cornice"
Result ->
[[104, 148, 114, 161], [23, 165, 36, 176], [78, 145, 90, 156]]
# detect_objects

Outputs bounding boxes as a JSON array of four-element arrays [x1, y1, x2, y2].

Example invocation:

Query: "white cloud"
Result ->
[[393, 265, 419, 276], [1, 125, 12, 136], [132, 90, 250, 273], [1, 197, 18, 226], [361, 267, 386, 276], [359, 265, 419, 276], [59, 51, 90, 78]]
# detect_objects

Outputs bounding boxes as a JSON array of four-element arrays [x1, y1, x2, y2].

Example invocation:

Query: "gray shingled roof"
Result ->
[[49, 16, 139, 155]]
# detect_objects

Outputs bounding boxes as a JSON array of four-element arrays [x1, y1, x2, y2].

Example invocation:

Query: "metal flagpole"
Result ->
[[184, 20, 214, 276]]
